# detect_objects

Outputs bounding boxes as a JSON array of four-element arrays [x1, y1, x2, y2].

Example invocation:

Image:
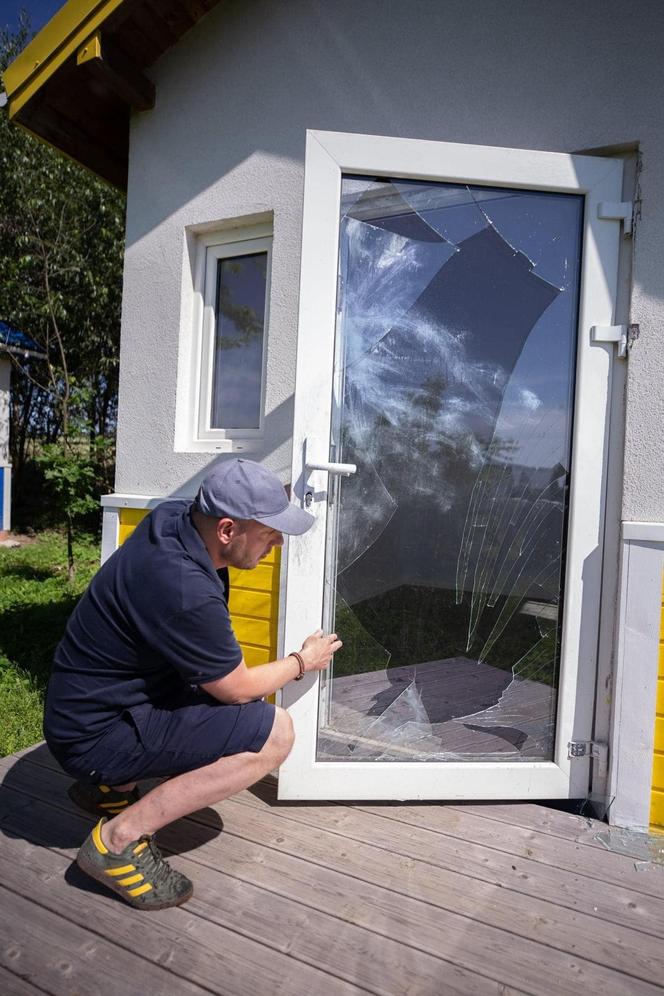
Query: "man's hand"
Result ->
[[299, 629, 343, 673], [201, 629, 343, 704]]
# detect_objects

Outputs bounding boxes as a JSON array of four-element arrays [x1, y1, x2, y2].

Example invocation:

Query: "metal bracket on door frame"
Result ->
[[568, 740, 609, 777], [597, 201, 634, 236], [591, 324, 628, 359]]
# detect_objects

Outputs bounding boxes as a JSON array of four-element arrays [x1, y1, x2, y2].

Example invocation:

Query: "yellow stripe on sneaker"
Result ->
[[128, 882, 153, 897], [117, 873, 143, 887], [100, 800, 129, 809], [133, 841, 148, 855], [104, 864, 136, 877], [92, 820, 108, 854], [99, 785, 111, 793]]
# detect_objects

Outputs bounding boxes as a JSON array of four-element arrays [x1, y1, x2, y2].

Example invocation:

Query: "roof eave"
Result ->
[[3, 0, 222, 191]]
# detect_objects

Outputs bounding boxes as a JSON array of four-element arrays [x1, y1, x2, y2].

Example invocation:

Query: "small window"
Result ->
[[210, 248, 267, 429], [197, 229, 271, 444]]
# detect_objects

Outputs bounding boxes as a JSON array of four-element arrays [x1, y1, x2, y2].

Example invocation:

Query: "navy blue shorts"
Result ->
[[51, 688, 276, 786]]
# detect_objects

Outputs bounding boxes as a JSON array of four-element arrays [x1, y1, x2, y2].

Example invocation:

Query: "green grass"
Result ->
[[0, 532, 100, 756]]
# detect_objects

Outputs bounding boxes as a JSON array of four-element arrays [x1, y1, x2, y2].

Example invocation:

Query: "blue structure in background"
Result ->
[[0, 321, 45, 357], [0, 322, 47, 533]]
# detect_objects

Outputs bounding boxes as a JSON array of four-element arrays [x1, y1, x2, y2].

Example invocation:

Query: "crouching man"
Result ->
[[43, 458, 341, 910]]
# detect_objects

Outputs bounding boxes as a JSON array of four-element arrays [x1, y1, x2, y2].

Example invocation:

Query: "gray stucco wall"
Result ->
[[117, 0, 664, 515]]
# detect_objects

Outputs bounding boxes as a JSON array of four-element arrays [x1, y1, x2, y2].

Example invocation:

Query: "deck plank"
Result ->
[[351, 801, 661, 891], [1, 777, 513, 995], [6, 754, 664, 940], [0, 791, 651, 996], [0, 964, 51, 996], [0, 885, 215, 996], [446, 800, 609, 843], [168, 804, 664, 992], [230, 783, 664, 935], [0, 796, 503, 996], [3, 743, 664, 996], [0, 828, 377, 996]]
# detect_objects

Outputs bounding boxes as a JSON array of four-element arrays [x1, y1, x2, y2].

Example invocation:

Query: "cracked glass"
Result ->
[[316, 175, 584, 763]]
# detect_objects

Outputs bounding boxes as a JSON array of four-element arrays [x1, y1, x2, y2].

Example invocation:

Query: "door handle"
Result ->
[[305, 459, 357, 477]]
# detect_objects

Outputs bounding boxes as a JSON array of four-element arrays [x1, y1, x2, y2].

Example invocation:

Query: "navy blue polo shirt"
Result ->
[[43, 500, 243, 755]]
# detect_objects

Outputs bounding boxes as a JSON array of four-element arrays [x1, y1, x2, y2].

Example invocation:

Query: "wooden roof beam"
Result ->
[[22, 98, 128, 189], [77, 30, 155, 112]]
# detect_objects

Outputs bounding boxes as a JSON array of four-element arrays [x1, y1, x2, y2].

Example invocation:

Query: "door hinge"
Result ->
[[591, 324, 628, 358], [568, 740, 608, 764], [598, 201, 634, 236]]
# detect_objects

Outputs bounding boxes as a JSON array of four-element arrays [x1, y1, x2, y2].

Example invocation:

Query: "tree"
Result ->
[[0, 15, 125, 573]]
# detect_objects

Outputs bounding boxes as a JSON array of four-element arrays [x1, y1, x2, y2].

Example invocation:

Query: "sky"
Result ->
[[2, 0, 64, 37]]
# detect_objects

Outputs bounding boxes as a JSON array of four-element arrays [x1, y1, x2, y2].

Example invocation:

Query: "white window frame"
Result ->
[[175, 220, 272, 453], [279, 130, 624, 801]]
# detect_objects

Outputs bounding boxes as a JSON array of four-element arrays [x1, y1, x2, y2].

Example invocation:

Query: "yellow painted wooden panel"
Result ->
[[657, 679, 664, 718], [229, 561, 278, 594], [118, 507, 149, 545], [655, 717, 664, 747], [229, 588, 273, 620], [652, 753, 664, 792], [651, 789, 664, 829], [649, 573, 664, 829], [242, 645, 272, 667], [232, 615, 272, 649], [257, 546, 278, 565]]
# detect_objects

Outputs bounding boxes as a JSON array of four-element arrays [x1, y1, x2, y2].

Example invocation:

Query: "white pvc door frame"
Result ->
[[279, 130, 623, 801]]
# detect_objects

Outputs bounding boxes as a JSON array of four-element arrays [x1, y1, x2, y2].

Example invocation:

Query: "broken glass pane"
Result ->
[[317, 174, 583, 763]]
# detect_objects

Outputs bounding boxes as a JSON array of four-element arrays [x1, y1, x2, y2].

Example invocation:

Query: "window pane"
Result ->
[[317, 175, 584, 762], [210, 251, 267, 429]]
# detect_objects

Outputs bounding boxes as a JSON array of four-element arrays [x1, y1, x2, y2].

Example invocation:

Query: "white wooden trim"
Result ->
[[622, 521, 664, 542], [280, 131, 623, 801], [588, 149, 635, 814], [607, 537, 664, 829], [306, 130, 621, 193], [196, 222, 273, 248], [100, 506, 119, 564], [174, 219, 273, 455], [197, 235, 272, 443], [556, 148, 623, 796], [2, 463, 11, 531], [100, 492, 165, 509], [99, 493, 172, 563]]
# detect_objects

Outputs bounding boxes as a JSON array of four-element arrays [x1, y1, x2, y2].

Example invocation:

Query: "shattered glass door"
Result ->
[[317, 176, 584, 763]]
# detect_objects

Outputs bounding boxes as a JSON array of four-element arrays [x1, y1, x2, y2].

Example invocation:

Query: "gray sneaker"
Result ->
[[76, 819, 193, 910]]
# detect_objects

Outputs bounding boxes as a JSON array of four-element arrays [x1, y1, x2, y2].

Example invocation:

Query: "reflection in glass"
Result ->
[[317, 177, 583, 763], [211, 251, 267, 429]]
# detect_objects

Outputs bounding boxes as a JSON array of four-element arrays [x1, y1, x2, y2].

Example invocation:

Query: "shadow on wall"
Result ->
[[160, 391, 296, 501], [126, 0, 659, 254]]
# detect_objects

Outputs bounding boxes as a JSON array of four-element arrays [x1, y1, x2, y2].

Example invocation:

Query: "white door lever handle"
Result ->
[[305, 460, 357, 477]]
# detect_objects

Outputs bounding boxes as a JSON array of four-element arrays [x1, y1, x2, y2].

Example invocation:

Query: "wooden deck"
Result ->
[[2, 743, 664, 995]]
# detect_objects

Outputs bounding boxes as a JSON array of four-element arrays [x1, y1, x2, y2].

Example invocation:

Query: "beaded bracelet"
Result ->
[[288, 651, 306, 681]]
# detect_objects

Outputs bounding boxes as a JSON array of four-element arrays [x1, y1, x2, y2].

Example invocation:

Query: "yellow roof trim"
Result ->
[[4, 0, 127, 119]]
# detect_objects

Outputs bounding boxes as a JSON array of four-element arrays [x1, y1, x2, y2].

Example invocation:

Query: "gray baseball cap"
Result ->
[[196, 458, 314, 536]]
